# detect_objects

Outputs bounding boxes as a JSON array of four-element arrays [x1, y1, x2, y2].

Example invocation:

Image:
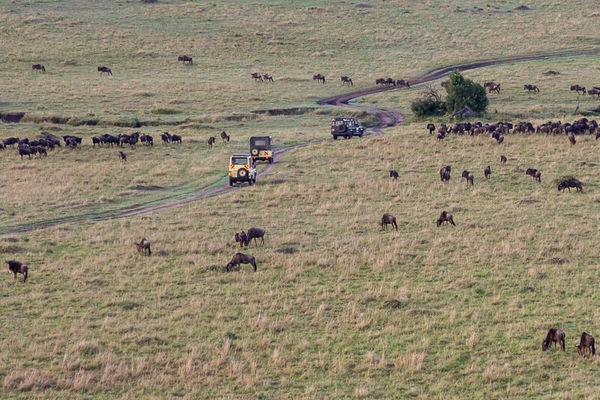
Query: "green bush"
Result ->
[[444, 70, 488, 113], [411, 91, 446, 118]]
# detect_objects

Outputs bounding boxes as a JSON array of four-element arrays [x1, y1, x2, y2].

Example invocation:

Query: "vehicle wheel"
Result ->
[[333, 135, 338, 140], [338, 125, 347, 133], [237, 169, 248, 179], [248, 178, 253, 186], [251, 148, 259, 156], [268, 157, 273, 164], [229, 178, 233, 186]]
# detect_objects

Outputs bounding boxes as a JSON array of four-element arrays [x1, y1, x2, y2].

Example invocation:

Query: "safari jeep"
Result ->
[[331, 117, 365, 140], [229, 154, 257, 186], [250, 135, 273, 164]]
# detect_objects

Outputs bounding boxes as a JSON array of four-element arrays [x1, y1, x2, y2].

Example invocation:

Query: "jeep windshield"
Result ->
[[232, 157, 249, 165]]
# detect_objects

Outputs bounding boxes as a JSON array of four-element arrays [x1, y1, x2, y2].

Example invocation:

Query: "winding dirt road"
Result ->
[[2, 49, 597, 235]]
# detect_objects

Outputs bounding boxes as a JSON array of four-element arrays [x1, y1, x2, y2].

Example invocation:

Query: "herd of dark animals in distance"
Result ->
[[6, 58, 600, 358]]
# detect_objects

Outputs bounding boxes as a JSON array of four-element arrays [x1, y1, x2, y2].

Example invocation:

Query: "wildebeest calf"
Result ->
[[542, 327, 565, 351], [426, 123, 435, 135], [436, 211, 455, 226], [225, 253, 257, 272], [136, 238, 151, 255], [6, 260, 28, 282], [235, 231, 248, 248], [576, 332, 595, 357], [381, 213, 398, 230], [526, 168, 541, 182], [462, 170, 474, 185], [119, 151, 127, 163], [389, 170, 399, 180]]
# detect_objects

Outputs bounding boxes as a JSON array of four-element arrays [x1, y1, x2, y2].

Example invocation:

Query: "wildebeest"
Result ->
[[587, 88, 600, 98], [171, 134, 182, 144], [18, 144, 32, 159], [3, 137, 19, 148], [140, 134, 153, 146], [245, 227, 265, 246], [32, 64, 45, 73], [208, 136, 216, 149], [436, 211, 455, 227], [484, 166, 491, 179], [568, 134, 576, 145], [427, 123, 435, 135], [251, 72, 263, 82], [220, 131, 230, 142], [526, 168, 541, 182], [234, 232, 248, 248], [161, 132, 171, 144], [178, 55, 193, 64], [92, 136, 100, 147], [558, 177, 582, 192], [576, 332, 595, 357], [225, 253, 257, 272], [98, 66, 112, 75], [263, 74, 274, 83], [381, 214, 398, 230], [313, 74, 325, 84], [389, 170, 399, 180], [440, 165, 451, 182], [462, 170, 474, 186], [395, 79, 410, 88], [571, 84, 586, 95], [135, 238, 151, 255], [6, 260, 28, 282], [524, 84, 539, 93], [119, 151, 127, 163], [483, 81, 500, 93], [542, 327, 565, 351], [341, 76, 353, 86]]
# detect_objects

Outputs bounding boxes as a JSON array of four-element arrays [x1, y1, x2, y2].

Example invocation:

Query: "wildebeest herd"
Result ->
[[542, 327, 596, 358]]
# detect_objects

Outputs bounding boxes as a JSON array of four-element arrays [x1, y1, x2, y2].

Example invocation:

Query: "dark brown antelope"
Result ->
[[526, 168, 541, 182], [235, 232, 248, 248], [220, 131, 230, 142], [440, 165, 451, 182], [427, 123, 435, 135], [341, 76, 353, 86], [251, 72, 262, 82], [500, 155, 507, 163], [576, 332, 595, 357], [484, 166, 491, 179], [135, 238, 151, 255], [524, 84, 539, 93], [6, 260, 28, 282], [389, 170, 399, 180], [313, 74, 325, 84], [542, 327, 565, 351], [225, 253, 257, 272], [436, 211, 455, 226], [208, 136, 216, 149], [568, 134, 576, 145], [98, 66, 112, 75], [381, 214, 398, 230], [262, 74, 274, 83], [32, 64, 45, 73], [571, 84, 586, 95], [245, 227, 265, 246], [462, 170, 474, 186], [178, 55, 193, 64], [118, 151, 127, 163]]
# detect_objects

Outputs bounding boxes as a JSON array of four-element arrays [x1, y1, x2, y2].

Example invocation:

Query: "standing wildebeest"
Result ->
[[178, 55, 193, 64], [501, 155, 507, 163], [161, 132, 171, 144], [119, 151, 127, 163], [568, 134, 576, 145], [381, 214, 398, 231], [6, 260, 28, 282], [135, 238, 151, 255], [526, 168, 541, 182], [18, 144, 32, 159], [484, 81, 500, 93], [341, 76, 353, 86], [484, 166, 491, 179], [542, 327, 565, 351], [263, 74, 274, 83], [462, 170, 474, 186], [245, 227, 265, 246], [3, 137, 19, 148], [440, 165, 451, 182], [208, 136, 216, 149], [396, 79, 410, 88], [313, 74, 326, 84], [427, 123, 435, 135], [251, 72, 263, 82], [32, 64, 45, 73], [436, 211, 455, 226], [587, 88, 600, 98], [558, 177, 583, 192], [524, 84, 539, 93], [220, 131, 230, 142], [576, 332, 595, 357], [235, 232, 248, 248], [225, 253, 257, 272], [171, 134, 182, 144], [98, 66, 112, 75], [389, 170, 399, 180], [92, 136, 100, 147], [571, 84, 586, 95]]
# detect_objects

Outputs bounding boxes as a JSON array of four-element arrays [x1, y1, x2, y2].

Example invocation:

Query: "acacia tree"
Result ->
[[443, 70, 488, 114]]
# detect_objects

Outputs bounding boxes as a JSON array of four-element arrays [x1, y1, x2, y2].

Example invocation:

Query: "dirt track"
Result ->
[[2, 49, 597, 235]]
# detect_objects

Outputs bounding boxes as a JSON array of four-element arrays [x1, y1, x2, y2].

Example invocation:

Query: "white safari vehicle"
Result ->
[[250, 135, 273, 164], [229, 154, 257, 186]]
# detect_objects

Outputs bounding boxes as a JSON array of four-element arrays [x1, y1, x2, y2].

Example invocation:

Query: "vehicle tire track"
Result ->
[[2, 49, 597, 235]]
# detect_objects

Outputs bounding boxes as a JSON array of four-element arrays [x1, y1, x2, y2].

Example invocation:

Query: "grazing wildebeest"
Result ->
[[32, 64, 45, 73], [92, 136, 100, 147], [235, 232, 248, 248], [98, 66, 112, 75], [576, 332, 595, 357], [225, 253, 257, 272], [18, 144, 32, 159], [440, 165, 451, 182], [524, 84, 539, 93], [135, 238, 151, 255], [389, 170, 399, 180], [3, 137, 19, 148], [245, 227, 265, 246], [381, 214, 398, 231], [558, 177, 583, 192], [171, 134, 182, 144], [313, 74, 325, 84], [437, 211, 455, 226], [484, 81, 500, 93], [161, 132, 171, 144], [587, 88, 600, 98], [395, 79, 410, 88], [220, 131, 230, 142], [526, 168, 541, 182], [571, 84, 586, 95], [568, 134, 576, 145], [542, 327, 565, 351], [34, 146, 47, 158], [462, 170, 474, 186], [427, 123, 435, 135], [119, 151, 127, 163], [251, 72, 263, 82], [484, 166, 491, 179], [263, 74, 274, 83], [208, 136, 216, 149], [497, 134, 504, 144], [6, 260, 28, 282], [501, 155, 507, 163], [341, 76, 353, 86], [178, 55, 193, 64]]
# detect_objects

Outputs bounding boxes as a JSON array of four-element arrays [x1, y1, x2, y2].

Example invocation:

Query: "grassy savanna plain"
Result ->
[[3, 0, 600, 398]]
